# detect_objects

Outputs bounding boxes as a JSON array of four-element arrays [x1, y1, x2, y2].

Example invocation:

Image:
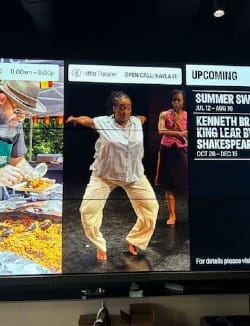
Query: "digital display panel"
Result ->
[[63, 63, 189, 274], [0, 59, 250, 298]]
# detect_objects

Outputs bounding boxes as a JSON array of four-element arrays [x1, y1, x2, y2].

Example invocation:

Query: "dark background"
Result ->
[[63, 81, 187, 194], [62, 81, 189, 276], [186, 86, 250, 270], [1, 0, 250, 64]]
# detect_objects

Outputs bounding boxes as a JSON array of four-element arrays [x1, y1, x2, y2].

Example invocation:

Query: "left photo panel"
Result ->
[[0, 58, 64, 275]]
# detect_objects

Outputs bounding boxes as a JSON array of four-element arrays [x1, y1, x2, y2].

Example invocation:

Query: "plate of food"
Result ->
[[13, 177, 56, 193]]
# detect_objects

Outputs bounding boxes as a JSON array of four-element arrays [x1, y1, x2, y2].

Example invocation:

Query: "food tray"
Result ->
[[13, 178, 56, 193]]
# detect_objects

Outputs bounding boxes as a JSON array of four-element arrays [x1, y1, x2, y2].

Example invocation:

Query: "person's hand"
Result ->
[[0, 165, 24, 187], [66, 116, 75, 124], [65, 115, 95, 129], [15, 158, 34, 180], [181, 130, 188, 138]]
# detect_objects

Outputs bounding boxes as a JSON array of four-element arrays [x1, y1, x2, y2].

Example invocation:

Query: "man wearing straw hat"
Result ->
[[0, 80, 46, 189]]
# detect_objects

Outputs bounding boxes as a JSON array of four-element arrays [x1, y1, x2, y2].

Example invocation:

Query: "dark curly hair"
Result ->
[[106, 91, 131, 114]]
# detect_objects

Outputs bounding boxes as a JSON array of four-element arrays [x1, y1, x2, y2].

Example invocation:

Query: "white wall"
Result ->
[[0, 294, 248, 326]]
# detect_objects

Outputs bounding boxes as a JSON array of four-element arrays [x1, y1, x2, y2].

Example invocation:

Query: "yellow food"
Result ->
[[0, 216, 62, 273], [25, 178, 55, 190]]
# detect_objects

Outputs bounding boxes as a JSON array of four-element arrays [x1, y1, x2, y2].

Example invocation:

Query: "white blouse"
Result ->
[[90, 115, 144, 182]]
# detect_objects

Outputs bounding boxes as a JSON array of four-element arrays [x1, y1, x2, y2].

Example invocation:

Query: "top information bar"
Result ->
[[68, 64, 182, 85], [0, 63, 60, 81], [186, 64, 250, 87]]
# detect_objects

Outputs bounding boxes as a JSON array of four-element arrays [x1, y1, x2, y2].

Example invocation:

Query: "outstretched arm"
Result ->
[[66, 115, 96, 129], [136, 115, 146, 125]]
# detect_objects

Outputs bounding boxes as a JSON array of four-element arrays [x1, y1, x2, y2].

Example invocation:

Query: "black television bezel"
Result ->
[[1, 270, 250, 301], [1, 57, 250, 300]]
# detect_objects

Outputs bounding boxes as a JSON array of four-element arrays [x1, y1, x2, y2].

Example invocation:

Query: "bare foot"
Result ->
[[96, 248, 107, 261], [166, 215, 176, 225], [128, 243, 138, 256]]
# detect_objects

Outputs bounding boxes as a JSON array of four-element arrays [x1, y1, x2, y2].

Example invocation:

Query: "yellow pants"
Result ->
[[80, 174, 159, 252]]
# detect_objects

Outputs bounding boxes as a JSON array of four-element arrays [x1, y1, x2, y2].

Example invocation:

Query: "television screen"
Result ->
[[63, 63, 189, 275], [0, 59, 250, 299]]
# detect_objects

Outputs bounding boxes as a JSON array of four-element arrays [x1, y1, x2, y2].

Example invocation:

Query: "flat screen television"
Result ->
[[0, 58, 250, 300]]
